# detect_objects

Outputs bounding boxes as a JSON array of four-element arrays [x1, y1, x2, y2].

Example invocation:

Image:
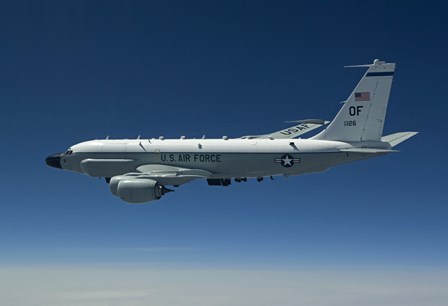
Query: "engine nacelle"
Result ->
[[116, 178, 163, 204], [109, 175, 134, 196]]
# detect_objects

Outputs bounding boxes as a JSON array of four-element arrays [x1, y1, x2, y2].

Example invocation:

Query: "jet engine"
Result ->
[[109, 176, 170, 204], [109, 175, 136, 196]]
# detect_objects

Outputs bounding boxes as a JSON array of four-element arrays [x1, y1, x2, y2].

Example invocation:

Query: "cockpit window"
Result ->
[[65, 148, 73, 155]]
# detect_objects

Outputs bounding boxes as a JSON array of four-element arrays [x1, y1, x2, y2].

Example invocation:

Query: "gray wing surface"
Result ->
[[135, 164, 211, 186], [241, 119, 329, 139]]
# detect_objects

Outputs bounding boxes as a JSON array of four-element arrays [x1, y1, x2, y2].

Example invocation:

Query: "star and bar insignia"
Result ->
[[274, 154, 301, 168]]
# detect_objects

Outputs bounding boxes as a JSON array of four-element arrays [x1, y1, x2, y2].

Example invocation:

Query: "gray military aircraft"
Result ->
[[46, 59, 417, 204]]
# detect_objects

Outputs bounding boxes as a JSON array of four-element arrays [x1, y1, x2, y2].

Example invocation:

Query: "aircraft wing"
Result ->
[[134, 164, 212, 186], [241, 119, 329, 139]]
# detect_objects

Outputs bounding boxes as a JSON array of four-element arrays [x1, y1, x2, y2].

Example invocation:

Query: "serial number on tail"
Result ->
[[344, 120, 357, 126]]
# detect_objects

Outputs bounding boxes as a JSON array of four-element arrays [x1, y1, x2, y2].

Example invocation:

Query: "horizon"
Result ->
[[1, 1, 447, 305]]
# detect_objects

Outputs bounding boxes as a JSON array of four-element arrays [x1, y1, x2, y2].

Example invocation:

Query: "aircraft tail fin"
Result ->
[[381, 132, 418, 148], [313, 59, 395, 142]]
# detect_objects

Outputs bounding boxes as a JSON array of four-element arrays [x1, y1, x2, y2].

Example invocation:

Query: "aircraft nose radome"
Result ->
[[45, 153, 62, 169]]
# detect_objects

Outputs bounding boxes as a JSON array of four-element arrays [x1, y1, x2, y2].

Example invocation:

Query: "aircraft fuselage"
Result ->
[[58, 138, 387, 179]]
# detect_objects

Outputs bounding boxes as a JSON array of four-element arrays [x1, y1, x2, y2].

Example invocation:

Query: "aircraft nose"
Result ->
[[45, 153, 62, 169]]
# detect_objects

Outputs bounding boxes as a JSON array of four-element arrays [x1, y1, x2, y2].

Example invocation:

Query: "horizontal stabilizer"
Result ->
[[339, 148, 398, 154], [381, 132, 418, 148]]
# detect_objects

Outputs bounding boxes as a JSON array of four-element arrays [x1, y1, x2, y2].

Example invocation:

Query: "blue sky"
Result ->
[[1, 1, 448, 305]]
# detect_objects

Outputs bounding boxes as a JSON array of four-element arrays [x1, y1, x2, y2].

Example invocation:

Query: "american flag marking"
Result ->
[[355, 92, 370, 101]]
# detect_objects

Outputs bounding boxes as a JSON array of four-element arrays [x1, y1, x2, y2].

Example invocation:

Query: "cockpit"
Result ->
[[64, 148, 74, 155]]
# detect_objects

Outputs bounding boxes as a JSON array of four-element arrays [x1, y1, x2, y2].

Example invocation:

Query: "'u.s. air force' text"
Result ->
[[161, 153, 221, 163]]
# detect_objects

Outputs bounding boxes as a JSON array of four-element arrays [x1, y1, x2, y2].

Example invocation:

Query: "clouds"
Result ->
[[0, 2, 447, 306], [1, 265, 447, 306]]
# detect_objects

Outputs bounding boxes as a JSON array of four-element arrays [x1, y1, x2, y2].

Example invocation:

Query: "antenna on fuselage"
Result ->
[[137, 135, 141, 139], [139, 141, 147, 152], [106, 135, 109, 140]]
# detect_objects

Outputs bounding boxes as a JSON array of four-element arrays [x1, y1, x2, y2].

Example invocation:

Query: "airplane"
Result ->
[[46, 59, 417, 204]]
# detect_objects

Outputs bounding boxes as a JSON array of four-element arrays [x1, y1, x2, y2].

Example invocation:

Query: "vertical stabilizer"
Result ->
[[313, 59, 395, 141]]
